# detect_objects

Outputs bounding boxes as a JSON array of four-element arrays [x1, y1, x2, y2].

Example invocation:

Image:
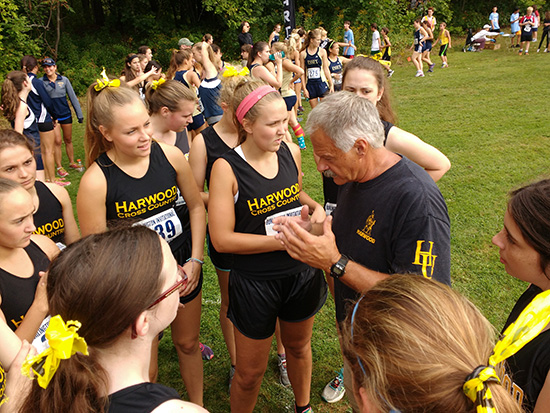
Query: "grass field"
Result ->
[[12, 39, 550, 412]]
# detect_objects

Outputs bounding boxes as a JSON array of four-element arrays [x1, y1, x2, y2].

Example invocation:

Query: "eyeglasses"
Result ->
[[147, 264, 187, 309]]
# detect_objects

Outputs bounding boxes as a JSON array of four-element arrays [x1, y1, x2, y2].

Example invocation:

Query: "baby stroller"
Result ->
[[463, 28, 481, 52]]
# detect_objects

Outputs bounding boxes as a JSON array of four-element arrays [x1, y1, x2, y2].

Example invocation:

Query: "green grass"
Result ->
[[22, 40, 550, 411]]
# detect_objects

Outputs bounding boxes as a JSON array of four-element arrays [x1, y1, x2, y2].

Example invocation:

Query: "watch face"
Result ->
[[331, 256, 348, 278]]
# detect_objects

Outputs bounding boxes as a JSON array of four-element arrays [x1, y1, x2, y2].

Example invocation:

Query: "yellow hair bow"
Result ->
[[151, 78, 166, 90], [463, 289, 550, 413], [94, 67, 120, 91], [22, 315, 88, 389], [223, 66, 250, 78]]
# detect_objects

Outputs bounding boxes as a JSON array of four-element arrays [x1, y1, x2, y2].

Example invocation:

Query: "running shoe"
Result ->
[[69, 159, 85, 172], [278, 354, 290, 387], [519, 50, 523, 55], [545, 48, 548, 53], [428, 63, 435, 72], [295, 406, 313, 413], [199, 342, 214, 360], [56, 166, 69, 177], [537, 49, 540, 53], [388, 69, 394, 78], [415, 70, 425, 77], [297, 105, 304, 115], [321, 368, 345, 403], [53, 178, 71, 187]]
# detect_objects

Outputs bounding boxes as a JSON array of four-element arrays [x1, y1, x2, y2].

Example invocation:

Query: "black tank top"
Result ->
[[107, 382, 180, 413], [96, 141, 186, 253], [172, 132, 190, 234], [0, 241, 50, 331], [202, 126, 232, 189], [222, 142, 307, 279], [305, 48, 323, 82], [33, 181, 65, 246]]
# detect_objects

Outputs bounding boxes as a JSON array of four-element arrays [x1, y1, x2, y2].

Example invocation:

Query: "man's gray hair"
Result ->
[[306, 92, 384, 152]]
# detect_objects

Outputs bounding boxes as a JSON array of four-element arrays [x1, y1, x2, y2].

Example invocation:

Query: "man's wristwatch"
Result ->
[[330, 255, 349, 279]]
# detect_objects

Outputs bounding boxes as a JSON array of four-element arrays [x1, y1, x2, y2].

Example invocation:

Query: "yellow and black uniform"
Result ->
[[498, 284, 550, 411], [0, 241, 50, 331], [97, 141, 201, 303], [33, 181, 66, 247], [222, 142, 327, 339], [107, 382, 181, 412], [439, 31, 450, 56]]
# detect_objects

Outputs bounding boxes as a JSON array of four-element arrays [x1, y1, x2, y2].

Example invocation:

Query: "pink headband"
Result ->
[[236, 85, 277, 124]]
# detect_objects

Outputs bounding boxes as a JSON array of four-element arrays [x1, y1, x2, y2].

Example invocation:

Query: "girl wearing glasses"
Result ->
[[19, 226, 207, 413]]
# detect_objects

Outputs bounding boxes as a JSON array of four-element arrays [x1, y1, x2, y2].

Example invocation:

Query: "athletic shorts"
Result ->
[[38, 121, 54, 132], [521, 32, 533, 42], [188, 113, 205, 131], [343, 55, 355, 59], [422, 40, 433, 52], [207, 230, 233, 272], [533, 27, 538, 32], [172, 232, 203, 305], [283, 95, 297, 112], [513, 31, 521, 36], [228, 266, 327, 339], [58, 116, 73, 125], [306, 81, 329, 99], [24, 131, 43, 170], [414, 44, 423, 53], [439, 44, 448, 56]]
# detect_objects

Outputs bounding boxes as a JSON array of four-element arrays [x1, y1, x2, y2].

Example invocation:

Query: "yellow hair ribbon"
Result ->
[[463, 289, 550, 412], [151, 78, 166, 90], [94, 67, 121, 91], [223, 65, 250, 78], [22, 315, 88, 389]]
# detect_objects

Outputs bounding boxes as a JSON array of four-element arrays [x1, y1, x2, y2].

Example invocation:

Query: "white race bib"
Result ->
[[524, 25, 531, 32], [137, 208, 183, 243], [325, 202, 337, 216], [265, 206, 302, 236], [307, 67, 321, 79]]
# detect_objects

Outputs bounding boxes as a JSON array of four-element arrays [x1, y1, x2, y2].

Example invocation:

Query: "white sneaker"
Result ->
[[537, 49, 540, 52], [415, 70, 425, 77], [545, 48, 548, 53], [321, 368, 345, 403]]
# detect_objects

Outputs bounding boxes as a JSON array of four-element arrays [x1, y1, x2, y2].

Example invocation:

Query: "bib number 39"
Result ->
[[137, 208, 183, 243]]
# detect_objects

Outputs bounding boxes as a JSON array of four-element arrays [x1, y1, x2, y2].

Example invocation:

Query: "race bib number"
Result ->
[[524, 25, 531, 32], [32, 315, 51, 354], [137, 208, 183, 243], [325, 202, 337, 216], [265, 206, 302, 236], [307, 67, 321, 79]]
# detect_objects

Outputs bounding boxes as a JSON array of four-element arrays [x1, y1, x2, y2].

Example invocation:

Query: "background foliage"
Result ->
[[2, 0, 546, 91]]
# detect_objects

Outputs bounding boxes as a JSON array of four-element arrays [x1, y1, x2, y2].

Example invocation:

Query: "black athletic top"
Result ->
[[332, 156, 451, 323], [173, 132, 190, 234], [96, 142, 187, 254], [202, 126, 232, 189], [0, 241, 50, 331], [107, 382, 180, 413], [33, 181, 65, 245], [222, 142, 307, 279], [500, 284, 550, 412]]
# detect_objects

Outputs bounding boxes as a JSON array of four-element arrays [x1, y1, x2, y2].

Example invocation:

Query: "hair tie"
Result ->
[[236, 85, 277, 124], [94, 67, 121, 92], [151, 78, 166, 90], [223, 65, 250, 78], [462, 289, 550, 412], [22, 315, 88, 389]]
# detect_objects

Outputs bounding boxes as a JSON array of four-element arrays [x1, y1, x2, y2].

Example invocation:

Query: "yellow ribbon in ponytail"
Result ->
[[22, 315, 88, 389], [463, 289, 550, 412], [151, 78, 166, 90], [223, 65, 250, 78], [94, 67, 121, 91]]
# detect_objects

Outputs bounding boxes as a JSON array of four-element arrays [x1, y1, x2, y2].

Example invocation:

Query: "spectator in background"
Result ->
[[238, 21, 253, 48], [537, 10, 550, 52], [519, 7, 536, 55], [343, 21, 355, 58], [240, 44, 252, 67], [471, 24, 497, 50], [422, 7, 436, 31], [179, 37, 194, 50], [510, 7, 521, 47], [489, 6, 500, 32], [532, 5, 540, 42], [203, 33, 213, 44]]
